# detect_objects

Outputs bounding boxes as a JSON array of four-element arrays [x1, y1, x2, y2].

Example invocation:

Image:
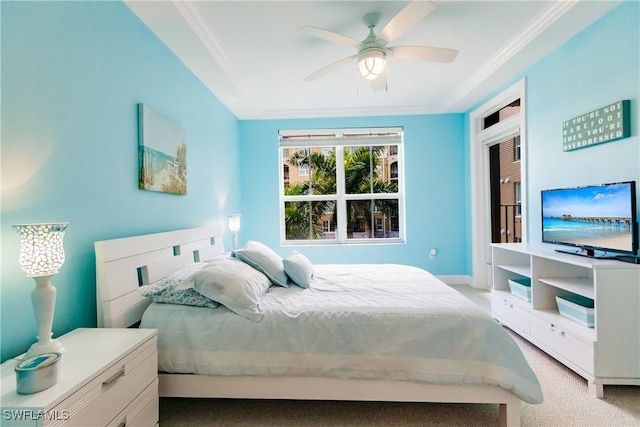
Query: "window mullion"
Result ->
[[345, 193, 398, 200], [283, 195, 337, 202], [307, 200, 313, 240], [336, 146, 347, 243]]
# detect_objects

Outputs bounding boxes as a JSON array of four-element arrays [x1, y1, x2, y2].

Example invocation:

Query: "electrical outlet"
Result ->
[[429, 248, 437, 259]]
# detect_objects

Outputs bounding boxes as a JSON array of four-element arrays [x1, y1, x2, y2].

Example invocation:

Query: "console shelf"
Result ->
[[537, 277, 593, 299], [491, 243, 640, 398], [497, 264, 530, 277]]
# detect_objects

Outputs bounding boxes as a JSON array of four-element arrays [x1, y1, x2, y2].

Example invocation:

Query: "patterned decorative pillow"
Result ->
[[142, 262, 219, 308]]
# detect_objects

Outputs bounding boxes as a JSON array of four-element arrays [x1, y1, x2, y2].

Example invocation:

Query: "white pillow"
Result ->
[[283, 251, 314, 288], [233, 241, 289, 287], [180, 256, 272, 321]]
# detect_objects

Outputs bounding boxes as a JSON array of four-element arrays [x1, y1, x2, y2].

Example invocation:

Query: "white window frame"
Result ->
[[514, 135, 522, 162], [279, 127, 405, 246], [515, 181, 522, 217]]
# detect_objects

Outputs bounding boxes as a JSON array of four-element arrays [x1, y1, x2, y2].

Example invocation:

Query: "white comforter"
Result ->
[[140, 264, 543, 404]]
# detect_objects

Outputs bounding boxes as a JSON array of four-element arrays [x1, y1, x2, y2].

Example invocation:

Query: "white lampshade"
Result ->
[[228, 214, 241, 233], [13, 222, 68, 358], [13, 223, 68, 277], [358, 47, 386, 80]]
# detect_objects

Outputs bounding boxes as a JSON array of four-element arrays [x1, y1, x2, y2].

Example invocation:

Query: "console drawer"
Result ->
[[50, 337, 157, 427], [530, 316, 594, 375], [492, 293, 530, 335]]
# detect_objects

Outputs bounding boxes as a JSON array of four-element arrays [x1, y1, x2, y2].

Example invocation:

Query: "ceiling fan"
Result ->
[[299, 0, 459, 91]]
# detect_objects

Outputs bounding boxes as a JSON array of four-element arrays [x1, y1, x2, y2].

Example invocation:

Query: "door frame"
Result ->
[[469, 79, 527, 289]]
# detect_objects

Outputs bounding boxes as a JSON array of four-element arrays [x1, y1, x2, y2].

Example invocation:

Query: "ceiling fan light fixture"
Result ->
[[357, 47, 386, 80]]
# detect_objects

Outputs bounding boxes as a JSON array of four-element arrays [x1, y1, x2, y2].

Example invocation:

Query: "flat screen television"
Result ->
[[541, 181, 638, 258]]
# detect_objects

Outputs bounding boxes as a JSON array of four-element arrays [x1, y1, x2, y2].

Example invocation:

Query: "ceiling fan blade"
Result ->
[[388, 45, 459, 63], [303, 55, 357, 82], [379, 0, 436, 45], [299, 26, 360, 46]]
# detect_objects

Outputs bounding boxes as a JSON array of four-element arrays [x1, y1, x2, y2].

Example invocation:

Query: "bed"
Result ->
[[95, 226, 542, 427]]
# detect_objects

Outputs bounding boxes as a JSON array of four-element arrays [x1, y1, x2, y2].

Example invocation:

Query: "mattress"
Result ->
[[140, 263, 543, 404]]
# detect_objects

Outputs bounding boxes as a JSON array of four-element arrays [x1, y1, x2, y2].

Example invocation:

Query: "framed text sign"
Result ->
[[562, 100, 630, 152]]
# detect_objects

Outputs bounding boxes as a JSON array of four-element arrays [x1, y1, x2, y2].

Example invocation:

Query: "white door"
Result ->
[[469, 79, 527, 289]]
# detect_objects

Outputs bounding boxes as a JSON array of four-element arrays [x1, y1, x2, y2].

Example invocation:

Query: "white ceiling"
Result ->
[[124, 1, 620, 120]]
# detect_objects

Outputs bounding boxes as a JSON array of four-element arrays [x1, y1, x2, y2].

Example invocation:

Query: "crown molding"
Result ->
[[252, 104, 444, 120], [443, 0, 579, 112], [172, 0, 243, 94]]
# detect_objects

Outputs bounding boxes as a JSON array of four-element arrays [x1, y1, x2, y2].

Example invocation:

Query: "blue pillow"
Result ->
[[283, 251, 314, 288], [234, 241, 289, 287]]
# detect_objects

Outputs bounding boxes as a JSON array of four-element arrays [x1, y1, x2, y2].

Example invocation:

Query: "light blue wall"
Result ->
[[238, 115, 468, 273], [1, 1, 241, 361], [464, 0, 639, 253], [523, 1, 639, 243], [2, 0, 637, 363]]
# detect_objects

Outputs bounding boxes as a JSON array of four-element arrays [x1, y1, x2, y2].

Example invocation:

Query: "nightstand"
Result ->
[[1, 328, 158, 426]]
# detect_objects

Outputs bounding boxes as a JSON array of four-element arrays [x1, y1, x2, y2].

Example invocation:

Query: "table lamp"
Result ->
[[13, 223, 68, 357], [228, 214, 241, 250]]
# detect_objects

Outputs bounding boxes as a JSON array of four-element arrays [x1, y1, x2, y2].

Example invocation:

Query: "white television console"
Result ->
[[491, 243, 640, 398]]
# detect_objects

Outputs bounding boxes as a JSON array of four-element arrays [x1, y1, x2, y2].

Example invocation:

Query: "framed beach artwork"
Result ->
[[138, 103, 187, 195]]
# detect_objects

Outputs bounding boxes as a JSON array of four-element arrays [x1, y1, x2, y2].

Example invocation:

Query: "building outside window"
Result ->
[[390, 162, 398, 180], [279, 128, 405, 245], [515, 181, 522, 217]]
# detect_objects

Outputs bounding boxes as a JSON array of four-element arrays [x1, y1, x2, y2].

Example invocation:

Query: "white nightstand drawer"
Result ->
[[531, 316, 594, 374], [107, 379, 158, 427], [50, 337, 157, 427]]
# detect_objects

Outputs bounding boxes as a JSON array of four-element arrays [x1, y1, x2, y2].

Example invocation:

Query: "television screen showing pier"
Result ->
[[542, 183, 634, 252]]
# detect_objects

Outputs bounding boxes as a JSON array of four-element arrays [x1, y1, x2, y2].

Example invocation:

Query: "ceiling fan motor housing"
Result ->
[[357, 46, 386, 80]]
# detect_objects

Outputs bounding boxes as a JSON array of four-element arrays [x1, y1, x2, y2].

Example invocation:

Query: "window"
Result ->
[[390, 162, 398, 180], [514, 135, 521, 162], [279, 128, 404, 245], [515, 182, 522, 217]]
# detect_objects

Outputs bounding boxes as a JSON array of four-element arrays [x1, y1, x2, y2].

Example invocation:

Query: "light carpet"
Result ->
[[158, 329, 640, 426]]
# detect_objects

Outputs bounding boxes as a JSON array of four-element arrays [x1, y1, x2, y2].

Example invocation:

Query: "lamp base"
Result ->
[[26, 275, 64, 359], [25, 338, 64, 359], [232, 232, 238, 251]]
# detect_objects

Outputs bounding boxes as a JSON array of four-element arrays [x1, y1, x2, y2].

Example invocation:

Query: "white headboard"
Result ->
[[95, 226, 225, 328]]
